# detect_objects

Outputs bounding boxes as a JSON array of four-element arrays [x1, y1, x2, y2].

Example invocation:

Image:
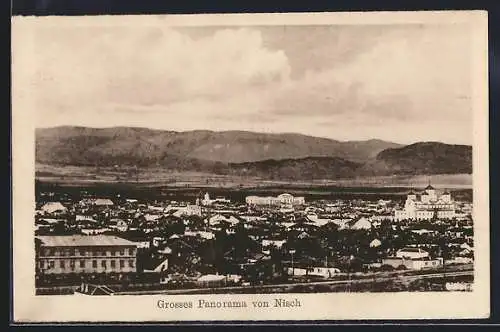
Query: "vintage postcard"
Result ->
[[11, 10, 489, 323]]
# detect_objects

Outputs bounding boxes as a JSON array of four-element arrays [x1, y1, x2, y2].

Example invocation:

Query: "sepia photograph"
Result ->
[[11, 11, 489, 322]]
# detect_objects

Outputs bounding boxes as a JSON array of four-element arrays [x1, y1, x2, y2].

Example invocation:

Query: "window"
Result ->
[[120, 250, 124, 256], [111, 260, 116, 268], [107, 251, 112, 256], [120, 260, 125, 268], [124, 248, 129, 255], [102, 260, 107, 268], [44, 249, 51, 256], [70, 260, 75, 270], [49, 261, 54, 268], [60, 260, 65, 268], [92, 260, 97, 268], [74, 249, 79, 256], [128, 260, 134, 268], [79, 260, 85, 268]]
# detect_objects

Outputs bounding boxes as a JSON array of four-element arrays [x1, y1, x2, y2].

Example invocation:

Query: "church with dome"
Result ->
[[394, 184, 456, 221]]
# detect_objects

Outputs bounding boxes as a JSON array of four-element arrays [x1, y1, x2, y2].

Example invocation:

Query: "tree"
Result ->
[[187, 215, 204, 229], [52, 219, 68, 235], [212, 230, 228, 272], [380, 264, 395, 272]]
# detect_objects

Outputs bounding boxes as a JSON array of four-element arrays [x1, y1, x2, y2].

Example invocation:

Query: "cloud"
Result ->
[[15, 19, 473, 144], [257, 24, 472, 126], [29, 25, 291, 122]]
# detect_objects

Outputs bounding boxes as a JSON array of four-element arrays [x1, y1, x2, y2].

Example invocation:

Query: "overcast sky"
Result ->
[[19, 18, 474, 144]]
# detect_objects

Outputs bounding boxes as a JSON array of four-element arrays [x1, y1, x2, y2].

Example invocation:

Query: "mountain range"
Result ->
[[35, 126, 472, 181]]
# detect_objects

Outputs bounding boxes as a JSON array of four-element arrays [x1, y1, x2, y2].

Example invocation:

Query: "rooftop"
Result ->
[[41, 202, 66, 208], [36, 235, 137, 247], [93, 198, 114, 205], [398, 247, 427, 253], [197, 274, 226, 282]]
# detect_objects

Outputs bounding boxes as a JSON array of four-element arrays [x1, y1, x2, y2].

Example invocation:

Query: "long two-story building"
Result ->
[[35, 235, 138, 275]]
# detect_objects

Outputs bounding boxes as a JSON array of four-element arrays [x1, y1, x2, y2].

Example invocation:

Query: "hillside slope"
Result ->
[[35, 126, 401, 165], [362, 142, 473, 176], [35, 127, 472, 180]]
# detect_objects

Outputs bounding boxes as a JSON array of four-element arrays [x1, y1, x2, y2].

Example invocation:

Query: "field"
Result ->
[[35, 164, 473, 203], [36, 164, 472, 189]]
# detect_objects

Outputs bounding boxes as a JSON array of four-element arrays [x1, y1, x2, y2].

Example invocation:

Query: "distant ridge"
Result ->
[[225, 156, 363, 180], [35, 126, 472, 180], [365, 142, 472, 176], [35, 126, 401, 164]]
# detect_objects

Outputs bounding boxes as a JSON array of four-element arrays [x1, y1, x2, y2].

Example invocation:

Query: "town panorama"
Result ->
[[27, 20, 476, 296], [35, 180, 474, 295]]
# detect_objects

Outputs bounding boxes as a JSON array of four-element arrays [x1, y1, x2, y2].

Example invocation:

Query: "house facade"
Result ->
[[382, 257, 443, 270], [36, 235, 138, 275]]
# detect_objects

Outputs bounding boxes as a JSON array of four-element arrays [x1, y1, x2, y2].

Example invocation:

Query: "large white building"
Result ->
[[200, 193, 230, 206], [394, 185, 456, 221], [245, 193, 305, 207]]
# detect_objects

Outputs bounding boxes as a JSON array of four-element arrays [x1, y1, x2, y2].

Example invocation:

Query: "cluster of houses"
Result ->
[[35, 189, 474, 288]]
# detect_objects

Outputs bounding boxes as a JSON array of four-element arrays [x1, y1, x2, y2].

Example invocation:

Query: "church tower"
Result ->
[[425, 182, 437, 201], [408, 189, 417, 201], [441, 190, 452, 203]]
